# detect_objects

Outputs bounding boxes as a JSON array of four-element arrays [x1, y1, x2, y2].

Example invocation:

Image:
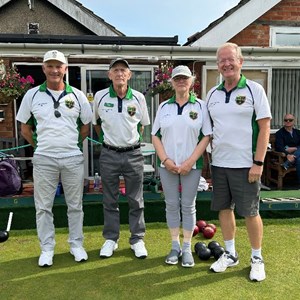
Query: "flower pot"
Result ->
[[159, 90, 175, 102], [0, 93, 14, 105]]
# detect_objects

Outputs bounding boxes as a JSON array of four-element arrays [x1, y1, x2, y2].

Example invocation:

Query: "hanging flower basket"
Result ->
[[143, 61, 174, 99], [0, 60, 34, 105], [159, 89, 175, 102], [0, 92, 15, 104]]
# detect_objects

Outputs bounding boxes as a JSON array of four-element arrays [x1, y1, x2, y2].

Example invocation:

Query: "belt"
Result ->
[[102, 142, 141, 152]]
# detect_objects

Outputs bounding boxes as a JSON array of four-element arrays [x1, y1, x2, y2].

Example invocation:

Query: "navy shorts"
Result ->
[[211, 166, 260, 217]]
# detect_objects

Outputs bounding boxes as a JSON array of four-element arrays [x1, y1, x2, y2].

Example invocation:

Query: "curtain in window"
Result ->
[[272, 69, 300, 129]]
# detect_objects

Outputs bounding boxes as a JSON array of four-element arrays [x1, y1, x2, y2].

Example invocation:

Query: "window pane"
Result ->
[[271, 69, 300, 129], [276, 33, 300, 46]]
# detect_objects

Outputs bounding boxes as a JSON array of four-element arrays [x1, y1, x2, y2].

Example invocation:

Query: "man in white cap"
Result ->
[[93, 58, 150, 259], [16, 50, 92, 267]]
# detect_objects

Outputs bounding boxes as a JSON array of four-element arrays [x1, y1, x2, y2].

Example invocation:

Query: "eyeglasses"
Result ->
[[54, 101, 61, 118], [284, 119, 294, 122], [217, 57, 238, 65], [173, 76, 190, 81]]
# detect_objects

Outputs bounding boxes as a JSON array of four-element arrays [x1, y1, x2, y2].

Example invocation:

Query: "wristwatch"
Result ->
[[253, 160, 264, 166]]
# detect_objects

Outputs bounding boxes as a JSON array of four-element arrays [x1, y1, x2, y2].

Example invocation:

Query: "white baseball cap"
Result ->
[[43, 50, 67, 64], [171, 65, 192, 79]]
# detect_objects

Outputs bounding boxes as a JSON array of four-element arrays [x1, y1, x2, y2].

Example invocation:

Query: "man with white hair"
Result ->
[[206, 43, 271, 281]]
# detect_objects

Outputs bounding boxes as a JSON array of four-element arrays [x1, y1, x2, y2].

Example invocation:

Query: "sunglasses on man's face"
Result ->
[[284, 119, 294, 122]]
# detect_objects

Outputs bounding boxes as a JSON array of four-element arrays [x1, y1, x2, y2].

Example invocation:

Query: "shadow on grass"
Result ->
[[0, 246, 251, 299]]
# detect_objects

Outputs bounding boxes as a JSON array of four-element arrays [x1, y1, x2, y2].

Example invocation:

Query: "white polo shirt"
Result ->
[[151, 94, 212, 169], [16, 82, 92, 158], [93, 85, 150, 147], [206, 74, 272, 168]]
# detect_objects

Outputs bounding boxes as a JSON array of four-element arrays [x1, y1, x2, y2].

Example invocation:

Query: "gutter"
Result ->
[[1, 43, 300, 62]]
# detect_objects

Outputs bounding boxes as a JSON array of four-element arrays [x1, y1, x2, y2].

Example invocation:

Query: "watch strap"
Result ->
[[253, 160, 264, 166]]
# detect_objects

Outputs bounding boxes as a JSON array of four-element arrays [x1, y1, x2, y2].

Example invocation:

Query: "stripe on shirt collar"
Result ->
[[217, 74, 247, 90], [109, 84, 133, 100], [167, 92, 197, 104]]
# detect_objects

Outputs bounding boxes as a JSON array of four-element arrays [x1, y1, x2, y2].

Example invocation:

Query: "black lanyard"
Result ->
[[46, 89, 67, 107]]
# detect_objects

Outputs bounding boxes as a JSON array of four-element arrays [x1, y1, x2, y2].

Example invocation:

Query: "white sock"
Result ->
[[224, 239, 236, 256], [251, 248, 262, 259]]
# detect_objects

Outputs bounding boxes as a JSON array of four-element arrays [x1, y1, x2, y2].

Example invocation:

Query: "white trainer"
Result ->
[[100, 240, 118, 258], [210, 251, 239, 273], [70, 247, 88, 262], [250, 256, 266, 282], [38, 250, 54, 267], [131, 240, 148, 259]]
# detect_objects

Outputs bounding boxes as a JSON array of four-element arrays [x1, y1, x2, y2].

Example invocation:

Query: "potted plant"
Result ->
[[0, 60, 34, 104], [143, 61, 174, 101]]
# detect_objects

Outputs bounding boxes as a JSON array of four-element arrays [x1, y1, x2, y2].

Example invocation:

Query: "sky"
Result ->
[[79, 0, 241, 45]]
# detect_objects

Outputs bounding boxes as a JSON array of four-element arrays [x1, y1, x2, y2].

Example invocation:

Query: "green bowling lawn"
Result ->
[[0, 219, 299, 299]]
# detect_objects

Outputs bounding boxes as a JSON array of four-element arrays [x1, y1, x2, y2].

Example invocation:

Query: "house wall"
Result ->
[[0, 102, 14, 138], [0, 0, 94, 35], [230, 0, 300, 46]]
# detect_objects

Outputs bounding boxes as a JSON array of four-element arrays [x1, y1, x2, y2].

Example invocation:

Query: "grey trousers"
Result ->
[[99, 147, 145, 245], [159, 167, 201, 231], [32, 154, 85, 251]]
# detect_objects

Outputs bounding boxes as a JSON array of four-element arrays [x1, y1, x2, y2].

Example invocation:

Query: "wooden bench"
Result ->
[[265, 134, 297, 190]]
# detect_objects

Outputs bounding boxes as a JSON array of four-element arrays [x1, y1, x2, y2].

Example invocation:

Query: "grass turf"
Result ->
[[0, 219, 299, 299]]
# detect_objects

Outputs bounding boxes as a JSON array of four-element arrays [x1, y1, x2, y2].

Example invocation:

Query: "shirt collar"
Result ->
[[39, 81, 73, 93], [217, 74, 247, 90], [167, 92, 197, 104], [109, 84, 133, 99]]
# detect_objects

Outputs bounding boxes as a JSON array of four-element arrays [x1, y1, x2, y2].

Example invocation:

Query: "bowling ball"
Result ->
[[194, 242, 207, 254], [197, 247, 211, 260], [206, 223, 217, 233], [212, 246, 225, 260], [196, 220, 207, 232], [193, 225, 200, 237], [0, 230, 9, 243], [207, 241, 220, 251], [202, 226, 215, 239]]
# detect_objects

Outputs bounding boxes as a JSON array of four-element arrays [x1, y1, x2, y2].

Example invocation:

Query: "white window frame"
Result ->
[[202, 64, 272, 101], [270, 26, 300, 47]]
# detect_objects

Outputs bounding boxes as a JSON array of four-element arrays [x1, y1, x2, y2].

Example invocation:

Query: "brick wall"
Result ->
[[230, 0, 300, 46], [0, 101, 15, 138]]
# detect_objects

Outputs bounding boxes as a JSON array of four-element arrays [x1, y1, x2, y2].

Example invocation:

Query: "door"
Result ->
[[81, 65, 155, 178]]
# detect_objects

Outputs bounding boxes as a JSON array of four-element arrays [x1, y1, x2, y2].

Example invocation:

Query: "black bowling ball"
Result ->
[[212, 246, 225, 260], [194, 242, 207, 254], [0, 230, 9, 243], [198, 247, 211, 260], [208, 241, 220, 251]]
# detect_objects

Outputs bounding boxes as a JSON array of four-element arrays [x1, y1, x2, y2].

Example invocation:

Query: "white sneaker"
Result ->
[[131, 240, 148, 259], [250, 256, 266, 282], [210, 251, 239, 272], [70, 247, 88, 262], [100, 240, 118, 258], [38, 250, 54, 267]]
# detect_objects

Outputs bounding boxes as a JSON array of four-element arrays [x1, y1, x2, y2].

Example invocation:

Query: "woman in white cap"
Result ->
[[151, 65, 212, 267]]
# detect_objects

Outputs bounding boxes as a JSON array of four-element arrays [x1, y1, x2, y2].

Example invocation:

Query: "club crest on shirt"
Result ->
[[127, 105, 136, 116], [65, 98, 75, 109], [235, 95, 246, 105], [189, 111, 198, 120]]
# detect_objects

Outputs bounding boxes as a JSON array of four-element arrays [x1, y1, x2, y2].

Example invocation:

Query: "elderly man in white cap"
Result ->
[[16, 50, 92, 267], [152, 65, 212, 268]]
